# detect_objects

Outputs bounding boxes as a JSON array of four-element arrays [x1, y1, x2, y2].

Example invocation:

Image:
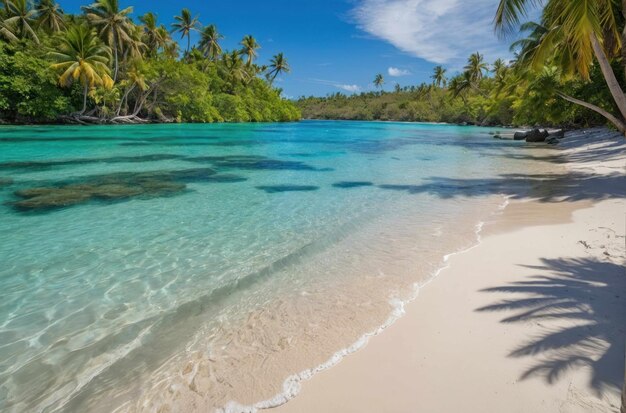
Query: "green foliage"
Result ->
[[0, 0, 299, 124], [0, 42, 72, 122], [142, 58, 299, 123], [298, 52, 625, 129]]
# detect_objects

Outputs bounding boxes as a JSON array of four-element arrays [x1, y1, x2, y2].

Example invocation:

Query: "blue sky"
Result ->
[[61, 0, 517, 98]]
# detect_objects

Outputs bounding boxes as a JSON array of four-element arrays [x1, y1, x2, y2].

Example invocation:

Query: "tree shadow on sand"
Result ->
[[476, 257, 626, 396], [377, 172, 626, 203]]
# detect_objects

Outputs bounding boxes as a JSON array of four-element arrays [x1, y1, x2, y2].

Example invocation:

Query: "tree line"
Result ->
[[0, 0, 300, 123], [299, 0, 626, 133]]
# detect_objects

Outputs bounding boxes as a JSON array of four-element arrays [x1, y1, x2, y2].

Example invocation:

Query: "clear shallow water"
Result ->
[[0, 121, 546, 412]]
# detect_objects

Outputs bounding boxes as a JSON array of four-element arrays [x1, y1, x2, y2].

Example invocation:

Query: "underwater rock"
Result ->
[[0, 154, 186, 171], [332, 181, 374, 188], [0, 177, 13, 187], [8, 167, 243, 212], [256, 185, 319, 193], [13, 187, 93, 210]]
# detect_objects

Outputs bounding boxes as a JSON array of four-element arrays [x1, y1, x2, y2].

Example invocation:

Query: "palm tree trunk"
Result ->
[[557, 92, 626, 134], [622, 0, 626, 81], [78, 83, 89, 115], [270, 71, 279, 86], [114, 47, 119, 82], [116, 84, 136, 116], [187, 34, 190, 54], [590, 33, 626, 123]]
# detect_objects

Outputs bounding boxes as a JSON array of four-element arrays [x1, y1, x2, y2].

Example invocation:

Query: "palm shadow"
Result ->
[[377, 172, 626, 203], [476, 257, 626, 396]]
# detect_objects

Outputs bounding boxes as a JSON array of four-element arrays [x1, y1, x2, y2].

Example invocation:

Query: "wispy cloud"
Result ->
[[388, 67, 411, 77], [337, 84, 361, 92], [306, 78, 362, 93], [351, 0, 511, 66]]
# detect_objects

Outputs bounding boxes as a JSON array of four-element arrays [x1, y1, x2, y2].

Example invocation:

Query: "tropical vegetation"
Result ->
[[0, 0, 299, 123], [299, 0, 626, 133]]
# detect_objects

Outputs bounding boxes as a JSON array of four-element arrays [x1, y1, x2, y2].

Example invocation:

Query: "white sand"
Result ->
[[273, 129, 626, 413]]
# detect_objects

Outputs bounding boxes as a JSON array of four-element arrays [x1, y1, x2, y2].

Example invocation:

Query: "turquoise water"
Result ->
[[0, 121, 540, 412]]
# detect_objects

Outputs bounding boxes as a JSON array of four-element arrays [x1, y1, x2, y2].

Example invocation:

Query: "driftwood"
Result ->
[[59, 114, 151, 124]]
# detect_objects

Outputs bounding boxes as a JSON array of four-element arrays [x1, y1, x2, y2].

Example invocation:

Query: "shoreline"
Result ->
[[221, 201, 510, 413], [270, 128, 626, 412]]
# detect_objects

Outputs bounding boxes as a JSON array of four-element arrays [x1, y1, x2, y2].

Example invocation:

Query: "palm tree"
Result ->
[[494, 0, 626, 134], [492, 58, 507, 74], [464, 52, 488, 84], [139, 12, 164, 56], [171, 8, 199, 54], [0, 15, 19, 42], [48, 25, 113, 114], [116, 59, 147, 116], [431, 65, 447, 87], [222, 50, 249, 87], [240, 34, 259, 66], [35, 0, 64, 33], [3, 0, 39, 43], [508, 21, 548, 68], [198, 24, 223, 61], [449, 72, 472, 103], [161, 30, 179, 59], [82, 0, 134, 81], [123, 23, 146, 61], [266, 52, 290, 85], [373, 73, 384, 89]]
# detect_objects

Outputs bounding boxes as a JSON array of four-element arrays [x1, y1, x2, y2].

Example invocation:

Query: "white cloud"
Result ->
[[337, 84, 361, 93], [388, 67, 411, 76], [351, 0, 511, 66]]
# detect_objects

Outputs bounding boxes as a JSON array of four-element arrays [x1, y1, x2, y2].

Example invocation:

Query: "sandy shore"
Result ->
[[273, 129, 626, 413]]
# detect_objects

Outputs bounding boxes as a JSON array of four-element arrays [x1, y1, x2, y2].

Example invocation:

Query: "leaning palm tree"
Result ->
[[171, 8, 199, 54], [35, 0, 64, 33], [3, 0, 39, 43], [48, 25, 113, 114], [464, 52, 488, 84], [198, 24, 223, 61], [449, 72, 473, 103], [266, 52, 290, 85], [82, 0, 134, 81], [494, 0, 626, 134], [431, 65, 447, 87], [373, 73, 384, 89], [116, 59, 147, 116], [240, 34, 259, 66]]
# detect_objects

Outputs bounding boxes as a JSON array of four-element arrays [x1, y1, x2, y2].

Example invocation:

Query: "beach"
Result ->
[[1, 123, 623, 412], [274, 129, 626, 413]]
